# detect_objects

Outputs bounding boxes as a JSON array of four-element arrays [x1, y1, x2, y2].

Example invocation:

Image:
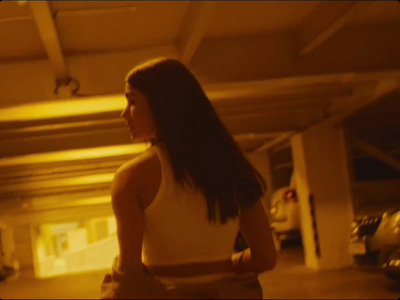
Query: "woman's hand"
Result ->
[[235, 201, 277, 273]]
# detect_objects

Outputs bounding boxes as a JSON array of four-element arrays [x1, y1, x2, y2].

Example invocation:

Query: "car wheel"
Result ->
[[384, 270, 400, 281], [383, 249, 400, 282], [353, 252, 380, 268]]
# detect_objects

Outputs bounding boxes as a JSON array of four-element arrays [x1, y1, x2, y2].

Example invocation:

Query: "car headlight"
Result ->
[[351, 227, 359, 236], [393, 212, 400, 225], [351, 221, 359, 233], [391, 212, 400, 232], [270, 207, 277, 215]]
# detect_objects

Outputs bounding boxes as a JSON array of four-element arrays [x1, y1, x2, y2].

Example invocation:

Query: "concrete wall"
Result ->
[[11, 225, 35, 270], [2, 204, 113, 271], [38, 235, 118, 277]]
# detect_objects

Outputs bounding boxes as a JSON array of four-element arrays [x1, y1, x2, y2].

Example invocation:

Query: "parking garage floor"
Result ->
[[0, 246, 399, 299]]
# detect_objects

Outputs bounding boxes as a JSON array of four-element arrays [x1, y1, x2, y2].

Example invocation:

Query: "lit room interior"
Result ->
[[0, 1, 399, 299]]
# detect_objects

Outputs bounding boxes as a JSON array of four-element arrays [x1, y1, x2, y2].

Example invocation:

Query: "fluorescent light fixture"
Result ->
[[29, 195, 112, 210], [0, 143, 148, 167], [0, 94, 126, 122], [2, 173, 115, 193]]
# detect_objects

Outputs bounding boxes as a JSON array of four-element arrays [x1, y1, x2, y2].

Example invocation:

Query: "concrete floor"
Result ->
[[0, 246, 399, 299], [259, 247, 400, 299]]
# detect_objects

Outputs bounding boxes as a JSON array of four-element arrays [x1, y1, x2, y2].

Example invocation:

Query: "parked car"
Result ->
[[349, 208, 400, 281], [382, 248, 400, 281], [0, 224, 19, 281], [270, 187, 301, 249]]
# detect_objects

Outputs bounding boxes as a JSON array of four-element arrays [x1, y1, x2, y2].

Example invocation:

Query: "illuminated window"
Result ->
[[34, 215, 118, 278]]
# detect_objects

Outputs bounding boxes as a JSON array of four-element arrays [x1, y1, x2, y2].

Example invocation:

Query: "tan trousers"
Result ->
[[165, 274, 263, 299], [101, 266, 262, 299]]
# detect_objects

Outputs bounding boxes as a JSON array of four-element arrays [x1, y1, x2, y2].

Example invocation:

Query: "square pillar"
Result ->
[[247, 150, 274, 216], [291, 122, 354, 270]]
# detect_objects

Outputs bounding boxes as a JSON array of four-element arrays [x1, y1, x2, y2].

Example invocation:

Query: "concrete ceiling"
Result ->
[[0, 0, 399, 157], [0, 0, 400, 216]]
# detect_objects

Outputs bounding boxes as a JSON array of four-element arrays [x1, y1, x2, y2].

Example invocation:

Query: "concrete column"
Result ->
[[291, 122, 354, 270], [12, 224, 35, 271], [247, 150, 274, 217]]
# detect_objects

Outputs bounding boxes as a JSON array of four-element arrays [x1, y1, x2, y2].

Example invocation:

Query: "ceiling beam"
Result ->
[[221, 106, 325, 120], [0, 66, 398, 123], [296, 1, 372, 57], [233, 131, 292, 142], [177, 1, 219, 65], [353, 138, 400, 173], [206, 69, 400, 102], [54, 4, 137, 18], [207, 81, 352, 103], [29, 1, 68, 80], [215, 97, 332, 117], [0, 15, 33, 23], [323, 78, 400, 127], [251, 78, 400, 152], [254, 132, 297, 152]]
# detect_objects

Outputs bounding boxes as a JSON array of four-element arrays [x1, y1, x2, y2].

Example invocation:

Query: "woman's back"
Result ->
[[142, 145, 240, 267], [105, 58, 276, 299]]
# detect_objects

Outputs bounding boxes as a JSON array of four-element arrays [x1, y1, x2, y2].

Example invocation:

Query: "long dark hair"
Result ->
[[126, 58, 265, 223]]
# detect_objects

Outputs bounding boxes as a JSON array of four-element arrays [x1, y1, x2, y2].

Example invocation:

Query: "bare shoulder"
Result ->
[[112, 148, 161, 209], [116, 148, 159, 178]]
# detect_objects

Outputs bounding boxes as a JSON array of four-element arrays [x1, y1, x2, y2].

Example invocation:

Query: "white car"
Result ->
[[234, 187, 301, 252], [270, 187, 301, 249]]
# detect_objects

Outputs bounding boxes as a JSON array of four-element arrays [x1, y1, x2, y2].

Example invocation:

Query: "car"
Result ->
[[382, 248, 400, 281], [0, 224, 19, 281], [349, 208, 400, 281], [269, 187, 301, 249]]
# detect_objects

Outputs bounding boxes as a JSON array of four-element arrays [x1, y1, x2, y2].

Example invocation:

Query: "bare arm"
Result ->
[[232, 201, 277, 273], [110, 155, 168, 298], [111, 165, 144, 269]]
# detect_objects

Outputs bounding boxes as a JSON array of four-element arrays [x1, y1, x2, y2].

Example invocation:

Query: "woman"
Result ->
[[104, 58, 276, 299]]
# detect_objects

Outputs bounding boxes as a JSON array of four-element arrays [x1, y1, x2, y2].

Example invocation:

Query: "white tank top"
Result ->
[[142, 145, 240, 267]]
